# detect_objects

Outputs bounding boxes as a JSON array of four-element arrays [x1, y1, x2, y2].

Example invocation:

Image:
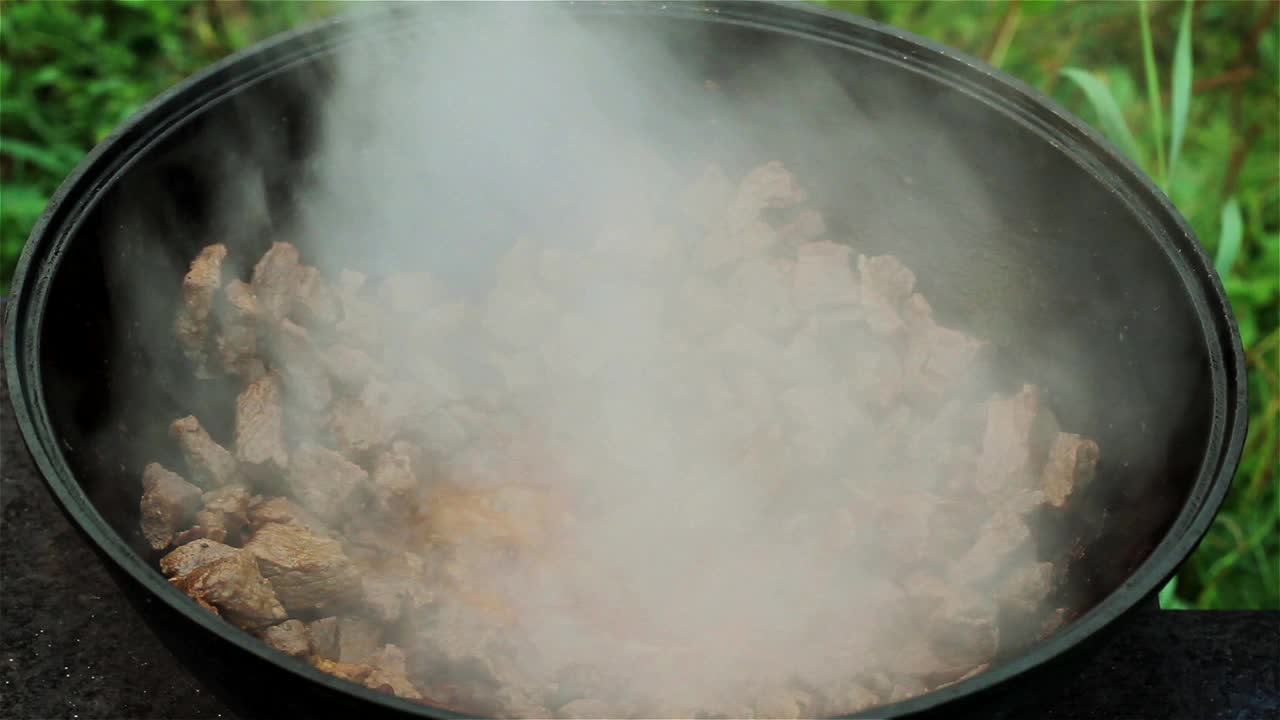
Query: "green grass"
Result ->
[[2, 0, 1276, 609]]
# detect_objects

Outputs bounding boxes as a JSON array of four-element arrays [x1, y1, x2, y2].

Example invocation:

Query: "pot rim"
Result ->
[[3, 2, 1247, 718]]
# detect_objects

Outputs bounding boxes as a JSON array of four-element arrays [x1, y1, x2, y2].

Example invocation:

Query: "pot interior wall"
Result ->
[[35, 10, 1211, 657]]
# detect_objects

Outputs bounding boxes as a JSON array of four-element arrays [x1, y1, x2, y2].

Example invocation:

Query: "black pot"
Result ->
[[3, 2, 1246, 718]]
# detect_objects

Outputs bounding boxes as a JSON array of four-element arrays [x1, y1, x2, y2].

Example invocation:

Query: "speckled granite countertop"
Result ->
[[2, 360, 1277, 720]]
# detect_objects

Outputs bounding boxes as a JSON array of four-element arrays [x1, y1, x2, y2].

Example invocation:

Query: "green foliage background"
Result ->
[[1, 0, 1276, 609]]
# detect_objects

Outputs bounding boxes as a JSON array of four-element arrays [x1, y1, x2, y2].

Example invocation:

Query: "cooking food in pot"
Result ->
[[142, 160, 1099, 719]]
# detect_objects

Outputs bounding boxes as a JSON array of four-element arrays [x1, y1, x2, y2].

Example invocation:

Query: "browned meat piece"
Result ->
[[858, 254, 916, 335], [195, 483, 253, 541], [329, 395, 387, 464], [996, 561, 1056, 615], [172, 525, 228, 545], [1041, 432, 1100, 507], [311, 651, 424, 701], [292, 265, 340, 329], [728, 257, 797, 332], [285, 443, 368, 525], [363, 645, 424, 701], [250, 242, 301, 320], [928, 592, 999, 668], [336, 617, 383, 664], [734, 160, 808, 214], [875, 491, 941, 567], [1038, 607, 1070, 641], [170, 550, 287, 629], [902, 295, 988, 404], [779, 207, 827, 245], [242, 521, 362, 613], [246, 495, 333, 538], [350, 548, 434, 625], [139, 463, 202, 551], [953, 512, 1033, 582], [216, 280, 262, 379], [308, 616, 340, 659], [696, 219, 777, 271], [976, 384, 1061, 495], [259, 619, 312, 657], [159, 538, 239, 577], [324, 345, 380, 392], [370, 442, 419, 518], [235, 372, 288, 476], [269, 319, 333, 414], [792, 240, 858, 311], [174, 244, 227, 376], [753, 689, 815, 720], [169, 416, 242, 490]]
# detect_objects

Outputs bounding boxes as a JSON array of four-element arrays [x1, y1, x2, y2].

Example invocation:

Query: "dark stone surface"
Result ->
[[2, 356, 1277, 719]]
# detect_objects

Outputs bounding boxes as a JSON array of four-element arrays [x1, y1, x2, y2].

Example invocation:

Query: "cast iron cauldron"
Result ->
[[3, 2, 1247, 718]]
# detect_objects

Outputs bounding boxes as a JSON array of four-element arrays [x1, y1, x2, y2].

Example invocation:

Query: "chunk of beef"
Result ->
[[250, 242, 301, 320], [169, 415, 242, 490], [815, 682, 880, 717], [139, 463, 202, 551], [324, 345, 380, 393], [1038, 607, 1070, 641], [170, 550, 287, 629], [174, 243, 226, 376], [285, 443, 368, 525], [217, 280, 263, 379], [953, 513, 1033, 582], [172, 525, 228, 545], [976, 384, 1061, 495], [728, 257, 797, 332], [927, 592, 1000, 668], [195, 483, 253, 542], [292, 265, 340, 329], [328, 395, 387, 465], [902, 295, 988, 404], [734, 160, 808, 215], [695, 218, 777, 271], [857, 254, 916, 335], [792, 240, 858, 311], [247, 495, 333, 538], [242, 520, 362, 613], [310, 615, 383, 664], [234, 372, 288, 476], [1041, 432, 1100, 507], [308, 617, 340, 658], [159, 539, 239, 577], [364, 645, 424, 701], [996, 560, 1056, 615], [370, 442, 419, 518], [311, 649, 424, 701], [259, 619, 312, 657], [752, 689, 815, 720], [269, 319, 333, 414]]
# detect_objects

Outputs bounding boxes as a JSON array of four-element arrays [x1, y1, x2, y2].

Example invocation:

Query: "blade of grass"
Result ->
[[1060, 68, 1144, 162], [1138, 0, 1167, 186], [1215, 197, 1244, 276], [1169, 0, 1194, 184]]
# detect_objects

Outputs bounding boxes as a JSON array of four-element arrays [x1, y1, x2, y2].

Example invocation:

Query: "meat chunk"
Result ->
[[169, 416, 241, 490], [292, 265, 340, 329], [159, 538, 239, 577], [234, 372, 288, 476], [174, 243, 226, 376], [170, 550, 287, 629], [285, 443, 369, 525], [734, 160, 808, 214], [792, 240, 858, 310], [953, 512, 1033, 582], [815, 682, 880, 717], [370, 442, 419, 518], [324, 345, 380, 393], [310, 616, 384, 664], [250, 242, 301, 320], [216, 280, 262, 379], [997, 560, 1056, 616], [259, 619, 312, 657], [858, 254, 916, 335], [902, 295, 988, 404], [246, 495, 333, 538], [311, 649, 423, 701], [269, 319, 333, 414], [328, 396, 387, 464], [139, 463, 202, 551], [977, 384, 1061, 495], [195, 483, 253, 542], [927, 592, 1000, 668], [242, 521, 361, 613], [1041, 432, 1100, 507]]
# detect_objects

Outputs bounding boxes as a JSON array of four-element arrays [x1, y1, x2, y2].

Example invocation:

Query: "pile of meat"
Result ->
[[142, 161, 1100, 718]]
